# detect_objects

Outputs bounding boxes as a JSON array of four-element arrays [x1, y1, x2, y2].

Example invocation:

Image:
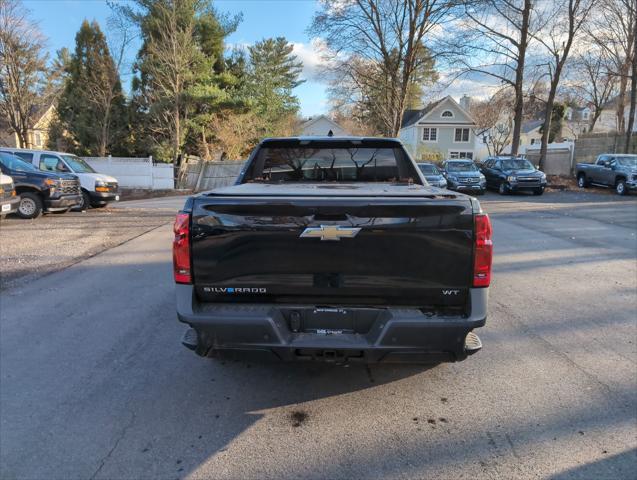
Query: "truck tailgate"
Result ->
[[189, 186, 475, 309]]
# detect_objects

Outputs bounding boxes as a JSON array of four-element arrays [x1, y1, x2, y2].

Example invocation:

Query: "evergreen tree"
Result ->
[[127, 0, 241, 161], [246, 37, 304, 129], [56, 20, 127, 156]]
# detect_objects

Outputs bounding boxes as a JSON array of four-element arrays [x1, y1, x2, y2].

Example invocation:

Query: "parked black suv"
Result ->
[[0, 152, 82, 218], [480, 156, 547, 195]]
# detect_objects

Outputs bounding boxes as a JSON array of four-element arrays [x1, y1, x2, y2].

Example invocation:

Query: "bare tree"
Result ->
[[309, 0, 456, 137], [137, 1, 201, 162], [568, 48, 618, 131], [625, 2, 636, 151], [444, 0, 534, 156], [533, 0, 594, 170], [587, 0, 636, 134], [0, 0, 49, 148], [470, 89, 516, 155]]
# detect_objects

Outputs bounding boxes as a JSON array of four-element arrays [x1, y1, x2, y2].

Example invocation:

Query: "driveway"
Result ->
[[1, 191, 636, 479]]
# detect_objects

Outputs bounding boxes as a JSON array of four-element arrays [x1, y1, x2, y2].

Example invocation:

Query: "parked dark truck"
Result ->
[[175, 137, 492, 364], [0, 152, 81, 218], [576, 154, 637, 195]]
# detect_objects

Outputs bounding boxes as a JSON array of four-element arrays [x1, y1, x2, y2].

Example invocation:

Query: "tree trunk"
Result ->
[[100, 103, 112, 157], [590, 110, 601, 131], [173, 92, 181, 163], [626, 32, 637, 152], [538, 87, 558, 171], [18, 127, 28, 148], [510, 0, 531, 156], [617, 73, 628, 133]]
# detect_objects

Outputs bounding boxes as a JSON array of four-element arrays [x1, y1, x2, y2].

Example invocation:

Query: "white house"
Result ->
[[399, 96, 478, 161], [299, 115, 349, 136]]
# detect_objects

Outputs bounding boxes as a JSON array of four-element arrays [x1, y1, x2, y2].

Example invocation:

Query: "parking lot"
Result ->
[[1, 190, 636, 479]]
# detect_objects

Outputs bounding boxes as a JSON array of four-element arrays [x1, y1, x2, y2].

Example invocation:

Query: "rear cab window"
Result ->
[[241, 140, 421, 184]]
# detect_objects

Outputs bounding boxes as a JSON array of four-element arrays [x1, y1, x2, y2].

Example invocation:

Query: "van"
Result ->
[[0, 149, 119, 210]]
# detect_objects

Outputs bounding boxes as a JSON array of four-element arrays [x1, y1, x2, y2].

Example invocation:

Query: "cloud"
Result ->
[[291, 38, 330, 82]]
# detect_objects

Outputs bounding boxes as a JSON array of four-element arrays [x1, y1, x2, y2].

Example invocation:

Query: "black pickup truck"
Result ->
[[174, 137, 492, 364], [0, 152, 81, 218]]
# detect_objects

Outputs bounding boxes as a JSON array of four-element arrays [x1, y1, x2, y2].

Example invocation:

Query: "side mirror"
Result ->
[[535, 165, 539, 170]]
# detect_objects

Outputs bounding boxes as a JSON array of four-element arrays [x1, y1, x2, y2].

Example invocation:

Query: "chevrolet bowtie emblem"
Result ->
[[300, 225, 361, 241]]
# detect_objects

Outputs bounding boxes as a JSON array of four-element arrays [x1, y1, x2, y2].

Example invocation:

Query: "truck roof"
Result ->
[[259, 136, 403, 145]]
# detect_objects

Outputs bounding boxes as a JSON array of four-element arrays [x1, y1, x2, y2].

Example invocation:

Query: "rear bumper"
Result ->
[[89, 190, 119, 205], [1, 196, 20, 215], [176, 285, 488, 363], [45, 194, 82, 210]]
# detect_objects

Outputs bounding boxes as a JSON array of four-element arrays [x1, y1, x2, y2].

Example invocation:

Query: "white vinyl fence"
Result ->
[[83, 156, 174, 190]]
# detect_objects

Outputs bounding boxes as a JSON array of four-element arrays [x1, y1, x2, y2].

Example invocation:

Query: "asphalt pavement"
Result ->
[[1, 191, 636, 479]]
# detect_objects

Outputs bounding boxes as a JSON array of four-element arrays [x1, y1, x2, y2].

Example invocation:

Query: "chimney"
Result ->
[[460, 94, 472, 110]]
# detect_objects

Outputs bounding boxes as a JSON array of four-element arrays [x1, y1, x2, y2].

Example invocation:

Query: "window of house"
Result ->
[[422, 127, 438, 142], [441, 110, 454, 118], [449, 151, 473, 159], [583, 111, 590, 120], [34, 132, 42, 146], [454, 128, 470, 142]]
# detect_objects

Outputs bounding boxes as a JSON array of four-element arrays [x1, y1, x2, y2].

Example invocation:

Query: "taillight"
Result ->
[[473, 214, 493, 287], [173, 212, 191, 284]]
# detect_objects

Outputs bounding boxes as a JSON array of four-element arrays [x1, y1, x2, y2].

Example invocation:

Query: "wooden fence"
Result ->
[[176, 156, 245, 191]]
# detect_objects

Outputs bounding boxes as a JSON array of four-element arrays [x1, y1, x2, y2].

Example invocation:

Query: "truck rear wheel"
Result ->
[[17, 192, 43, 219], [616, 179, 628, 196], [577, 174, 588, 188]]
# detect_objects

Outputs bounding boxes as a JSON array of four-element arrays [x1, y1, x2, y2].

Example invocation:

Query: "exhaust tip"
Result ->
[[181, 327, 198, 351], [465, 331, 482, 355]]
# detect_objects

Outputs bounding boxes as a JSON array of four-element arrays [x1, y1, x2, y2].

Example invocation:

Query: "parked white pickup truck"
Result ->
[[0, 148, 120, 209]]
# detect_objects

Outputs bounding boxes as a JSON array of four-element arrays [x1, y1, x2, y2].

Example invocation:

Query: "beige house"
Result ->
[[0, 104, 56, 150], [399, 96, 478, 160]]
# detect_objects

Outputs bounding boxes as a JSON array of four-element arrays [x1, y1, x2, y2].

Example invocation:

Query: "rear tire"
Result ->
[[616, 179, 628, 196], [577, 174, 588, 188], [16, 192, 43, 219], [498, 182, 508, 195]]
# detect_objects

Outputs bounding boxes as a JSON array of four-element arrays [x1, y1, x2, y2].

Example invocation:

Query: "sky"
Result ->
[[25, 0, 491, 118]]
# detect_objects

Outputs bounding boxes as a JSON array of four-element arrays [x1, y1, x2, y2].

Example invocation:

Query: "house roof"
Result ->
[[400, 96, 476, 129], [521, 119, 543, 133], [401, 98, 446, 128], [300, 115, 345, 132]]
